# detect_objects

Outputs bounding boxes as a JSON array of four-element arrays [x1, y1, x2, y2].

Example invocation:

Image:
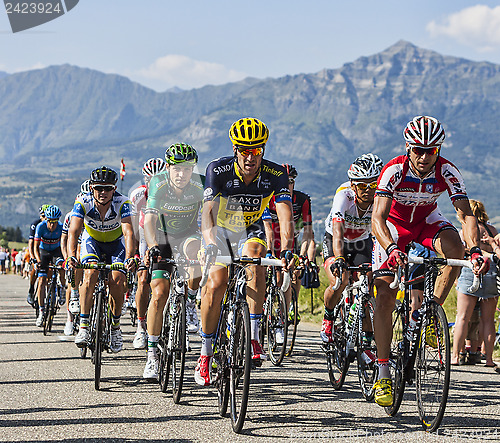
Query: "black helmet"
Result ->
[[90, 166, 118, 184], [282, 163, 298, 179]]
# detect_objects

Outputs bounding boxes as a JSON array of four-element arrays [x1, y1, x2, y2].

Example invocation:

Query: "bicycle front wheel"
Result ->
[[171, 295, 186, 404], [285, 287, 298, 357], [214, 307, 229, 417], [267, 287, 288, 366], [159, 307, 171, 393], [326, 302, 349, 390], [416, 302, 450, 432], [230, 302, 251, 433], [356, 297, 377, 401], [385, 300, 405, 416], [93, 291, 105, 391], [42, 284, 54, 335]]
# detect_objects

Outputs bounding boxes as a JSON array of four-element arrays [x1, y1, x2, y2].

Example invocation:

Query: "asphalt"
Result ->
[[1, 273, 500, 442]]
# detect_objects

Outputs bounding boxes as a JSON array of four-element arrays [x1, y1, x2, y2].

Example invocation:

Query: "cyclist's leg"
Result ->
[[183, 235, 201, 333]]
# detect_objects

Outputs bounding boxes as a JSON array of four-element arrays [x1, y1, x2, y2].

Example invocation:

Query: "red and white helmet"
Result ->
[[142, 158, 167, 177], [403, 115, 445, 147]]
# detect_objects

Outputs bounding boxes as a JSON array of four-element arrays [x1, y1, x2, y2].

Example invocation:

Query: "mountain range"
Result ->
[[1, 40, 500, 236]]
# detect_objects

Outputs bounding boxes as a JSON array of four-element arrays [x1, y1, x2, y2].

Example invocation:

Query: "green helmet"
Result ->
[[165, 143, 198, 165], [39, 204, 50, 216]]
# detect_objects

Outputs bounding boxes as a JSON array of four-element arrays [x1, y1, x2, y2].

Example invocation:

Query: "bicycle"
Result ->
[[261, 265, 290, 366], [386, 255, 480, 432], [41, 264, 65, 336], [150, 254, 198, 404], [200, 253, 289, 433], [285, 273, 300, 358], [71, 262, 132, 390], [322, 263, 376, 398]]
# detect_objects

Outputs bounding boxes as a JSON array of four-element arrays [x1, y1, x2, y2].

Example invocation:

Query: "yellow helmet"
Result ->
[[229, 117, 269, 147]]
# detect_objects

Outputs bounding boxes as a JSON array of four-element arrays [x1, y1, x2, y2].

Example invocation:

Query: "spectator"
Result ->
[[0, 247, 6, 274]]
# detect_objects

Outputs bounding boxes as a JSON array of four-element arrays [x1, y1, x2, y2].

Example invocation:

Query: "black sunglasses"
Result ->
[[93, 185, 115, 192]]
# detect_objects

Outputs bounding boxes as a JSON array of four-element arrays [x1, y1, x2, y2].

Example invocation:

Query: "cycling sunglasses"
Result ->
[[351, 181, 377, 190], [410, 145, 440, 156], [47, 219, 59, 224], [236, 146, 264, 157], [93, 185, 115, 192]]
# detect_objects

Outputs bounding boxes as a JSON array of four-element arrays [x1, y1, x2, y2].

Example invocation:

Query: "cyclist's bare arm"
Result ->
[[67, 216, 84, 264], [372, 195, 396, 252], [201, 199, 219, 246], [330, 221, 345, 276], [300, 224, 315, 261], [61, 232, 68, 260], [143, 212, 158, 249], [121, 216, 136, 261], [454, 199, 481, 252], [34, 239, 42, 263], [276, 199, 294, 269], [263, 219, 274, 253]]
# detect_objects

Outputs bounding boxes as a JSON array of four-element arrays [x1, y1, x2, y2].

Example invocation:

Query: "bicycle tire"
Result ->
[[385, 300, 406, 416], [356, 297, 377, 401], [326, 302, 349, 390], [159, 307, 171, 393], [267, 286, 288, 366], [214, 307, 229, 417], [229, 302, 251, 433], [285, 287, 298, 357], [42, 283, 54, 335], [172, 294, 186, 404], [416, 302, 450, 432], [47, 285, 59, 333], [94, 289, 105, 391]]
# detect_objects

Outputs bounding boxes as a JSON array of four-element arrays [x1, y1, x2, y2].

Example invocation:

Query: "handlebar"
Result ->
[[389, 256, 480, 293], [199, 255, 291, 292], [72, 262, 134, 287], [331, 263, 372, 291]]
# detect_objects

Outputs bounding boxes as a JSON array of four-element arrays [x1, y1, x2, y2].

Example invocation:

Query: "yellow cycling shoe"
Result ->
[[374, 378, 393, 407], [425, 323, 438, 349]]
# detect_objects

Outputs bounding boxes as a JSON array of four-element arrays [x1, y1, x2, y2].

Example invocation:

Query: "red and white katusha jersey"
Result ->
[[376, 155, 468, 224], [129, 184, 148, 228]]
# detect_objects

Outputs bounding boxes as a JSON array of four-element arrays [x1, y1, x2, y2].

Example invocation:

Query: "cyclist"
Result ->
[[195, 117, 294, 386], [142, 143, 203, 380], [34, 205, 65, 327], [60, 180, 89, 335], [27, 204, 49, 305], [66, 166, 137, 353], [320, 153, 383, 344], [371, 115, 488, 407], [262, 164, 316, 340], [129, 158, 168, 350]]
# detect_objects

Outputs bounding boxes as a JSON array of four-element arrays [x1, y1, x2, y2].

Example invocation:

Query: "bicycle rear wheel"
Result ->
[[159, 307, 171, 393], [356, 297, 377, 401], [230, 302, 251, 433], [385, 300, 406, 416], [285, 287, 298, 357], [214, 307, 229, 417], [326, 302, 349, 390], [42, 284, 54, 335], [93, 290, 105, 391], [171, 294, 186, 404], [267, 286, 288, 366], [416, 302, 450, 432]]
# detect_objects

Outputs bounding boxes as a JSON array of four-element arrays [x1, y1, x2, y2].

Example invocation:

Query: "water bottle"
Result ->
[[361, 349, 376, 365], [347, 299, 357, 327], [406, 310, 420, 341]]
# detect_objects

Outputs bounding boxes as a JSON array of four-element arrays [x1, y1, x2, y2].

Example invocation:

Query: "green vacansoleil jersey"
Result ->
[[145, 171, 204, 238]]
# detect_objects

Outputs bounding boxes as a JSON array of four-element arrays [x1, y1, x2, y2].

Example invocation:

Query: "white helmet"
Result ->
[[347, 153, 383, 180], [142, 158, 167, 177], [404, 115, 445, 147], [80, 179, 90, 193]]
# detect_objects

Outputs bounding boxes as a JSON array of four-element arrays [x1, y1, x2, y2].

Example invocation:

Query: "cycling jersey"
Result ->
[[29, 218, 42, 240], [204, 156, 291, 233], [376, 155, 468, 225], [72, 191, 132, 243], [145, 171, 203, 239], [34, 220, 63, 251], [324, 182, 372, 242], [130, 184, 148, 229]]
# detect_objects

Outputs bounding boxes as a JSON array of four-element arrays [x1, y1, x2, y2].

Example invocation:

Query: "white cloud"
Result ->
[[427, 5, 500, 52], [136, 55, 247, 90]]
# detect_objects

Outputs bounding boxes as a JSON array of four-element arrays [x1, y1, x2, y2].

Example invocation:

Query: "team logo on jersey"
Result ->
[[233, 179, 240, 188], [213, 164, 231, 175], [204, 188, 213, 199], [261, 178, 271, 189], [226, 180, 233, 188], [226, 195, 262, 212], [426, 184, 434, 193]]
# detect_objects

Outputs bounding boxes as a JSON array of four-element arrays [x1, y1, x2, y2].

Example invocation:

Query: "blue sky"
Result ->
[[1, 1, 500, 91]]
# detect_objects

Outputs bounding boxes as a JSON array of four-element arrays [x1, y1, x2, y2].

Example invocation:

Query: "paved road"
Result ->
[[1, 274, 500, 442]]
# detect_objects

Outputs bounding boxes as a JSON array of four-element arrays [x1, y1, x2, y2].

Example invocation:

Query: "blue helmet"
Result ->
[[44, 205, 62, 220]]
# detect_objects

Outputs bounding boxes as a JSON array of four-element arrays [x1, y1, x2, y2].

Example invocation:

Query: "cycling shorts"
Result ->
[[323, 235, 373, 270], [202, 220, 267, 267], [151, 232, 200, 280], [38, 248, 63, 277], [80, 230, 126, 270], [372, 207, 456, 278]]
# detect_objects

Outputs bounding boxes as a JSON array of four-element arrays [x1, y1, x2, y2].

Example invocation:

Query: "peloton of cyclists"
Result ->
[[371, 115, 489, 407], [195, 117, 294, 386]]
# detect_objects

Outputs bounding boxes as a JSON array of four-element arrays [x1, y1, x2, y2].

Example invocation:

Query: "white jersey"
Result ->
[[324, 182, 372, 243]]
